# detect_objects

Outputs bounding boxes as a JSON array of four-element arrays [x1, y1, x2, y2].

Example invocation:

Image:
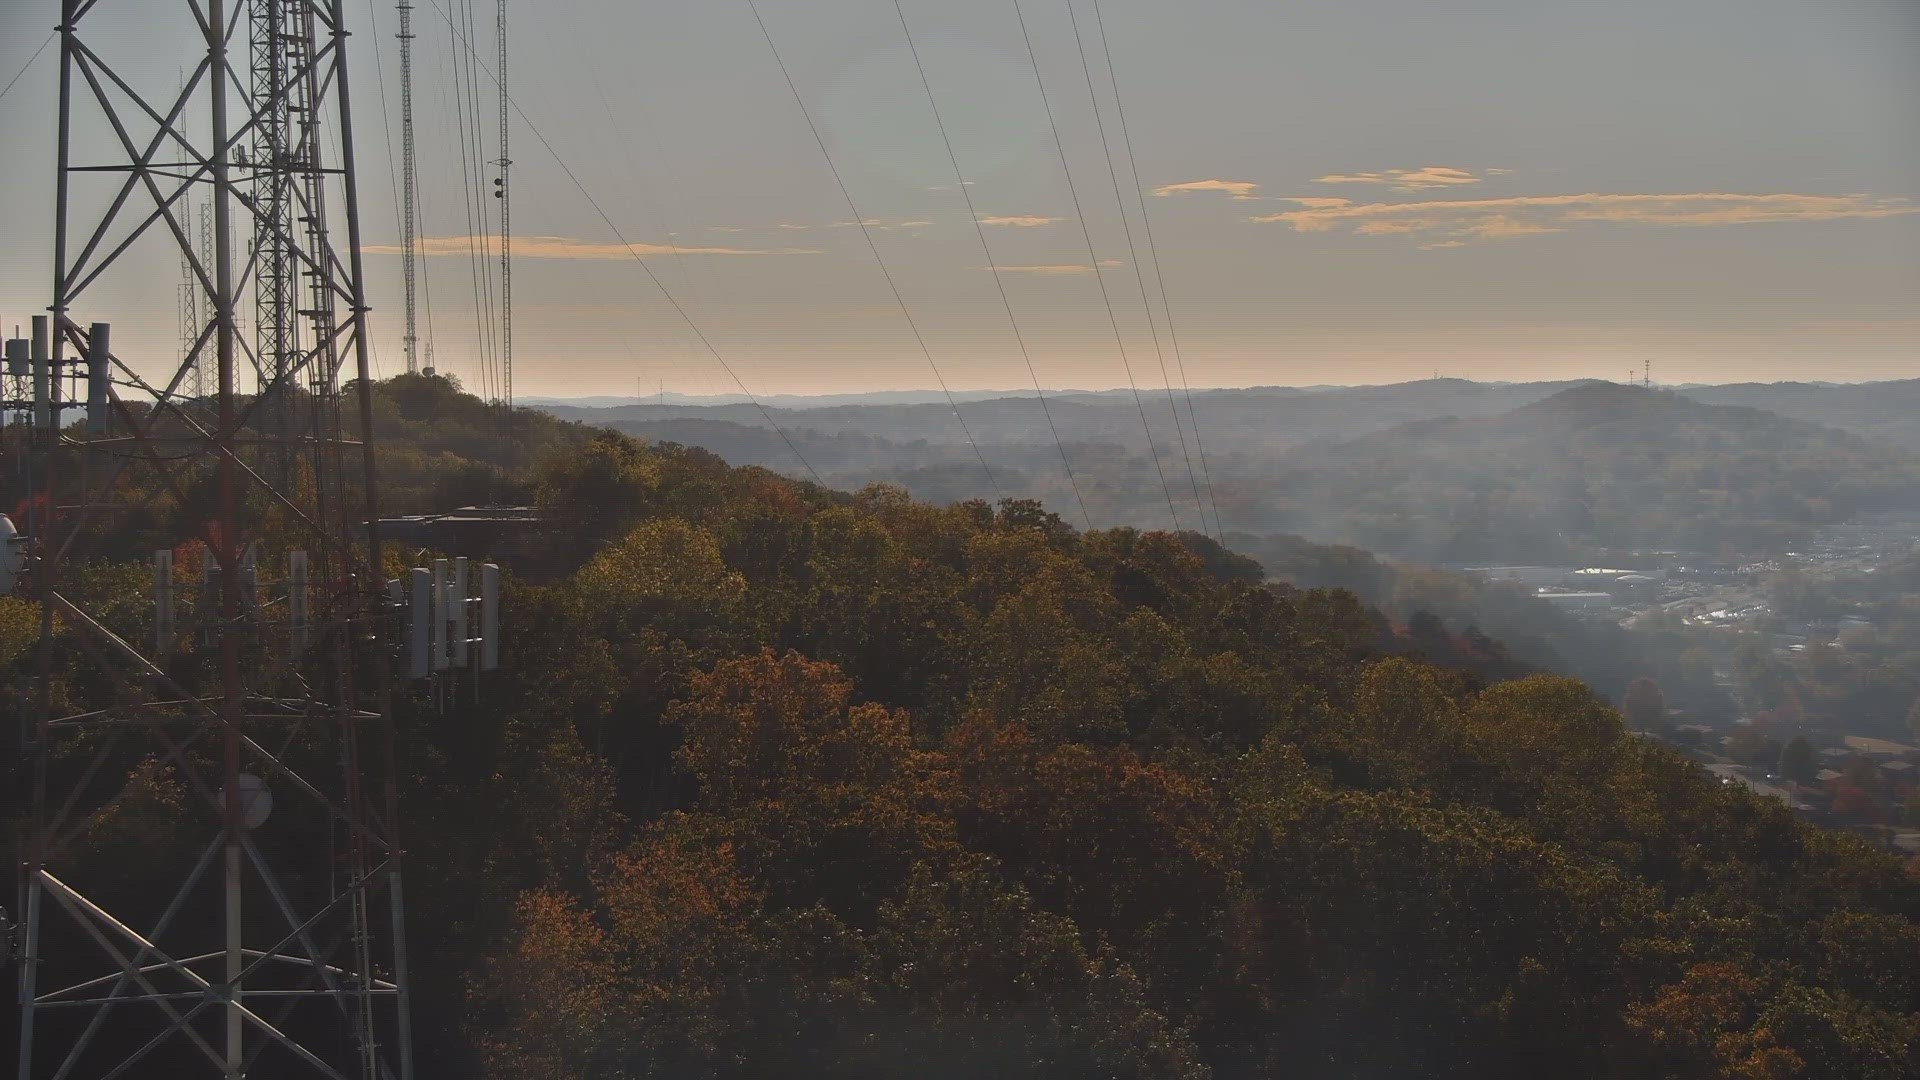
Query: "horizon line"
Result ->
[[514, 375, 1912, 403]]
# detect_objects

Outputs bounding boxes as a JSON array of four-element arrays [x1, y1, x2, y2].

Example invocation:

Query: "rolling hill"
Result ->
[[1245, 383, 1920, 564]]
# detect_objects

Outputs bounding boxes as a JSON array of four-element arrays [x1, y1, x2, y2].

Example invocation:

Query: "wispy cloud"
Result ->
[[831, 218, 934, 230], [367, 235, 818, 259], [1314, 166, 1485, 193], [1282, 197, 1360, 210], [1150, 179, 1260, 199], [1252, 192, 1920, 247], [995, 259, 1124, 274], [978, 214, 1062, 227]]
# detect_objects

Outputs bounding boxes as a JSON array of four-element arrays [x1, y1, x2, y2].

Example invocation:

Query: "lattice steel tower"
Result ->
[[11, 0, 414, 1077]]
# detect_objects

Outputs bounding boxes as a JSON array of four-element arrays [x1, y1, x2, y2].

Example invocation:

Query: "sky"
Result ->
[[0, 0, 1916, 397]]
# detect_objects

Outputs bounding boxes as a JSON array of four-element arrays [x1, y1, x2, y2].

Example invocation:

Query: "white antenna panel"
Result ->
[[480, 563, 500, 672], [1, 514, 24, 595], [409, 567, 431, 679], [31, 315, 49, 432], [451, 557, 470, 669], [238, 540, 262, 620], [431, 559, 450, 672], [86, 321, 111, 434]]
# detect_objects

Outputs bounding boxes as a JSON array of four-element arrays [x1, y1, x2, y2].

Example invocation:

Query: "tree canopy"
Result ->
[[7, 377, 1917, 1080]]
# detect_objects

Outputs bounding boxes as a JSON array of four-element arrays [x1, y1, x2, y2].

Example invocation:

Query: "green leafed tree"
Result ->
[[1621, 675, 1670, 734], [1779, 736, 1817, 785]]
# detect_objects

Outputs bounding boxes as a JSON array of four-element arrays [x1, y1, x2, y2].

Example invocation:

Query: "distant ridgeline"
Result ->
[[8, 373, 1918, 1080], [1258, 384, 1920, 565], [538, 379, 1920, 568]]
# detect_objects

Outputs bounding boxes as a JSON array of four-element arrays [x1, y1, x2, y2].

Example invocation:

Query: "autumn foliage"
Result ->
[[10, 389, 1915, 1079], [408, 432, 1920, 1079]]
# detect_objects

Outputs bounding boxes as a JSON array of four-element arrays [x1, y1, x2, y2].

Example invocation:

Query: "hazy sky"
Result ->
[[1, 0, 1916, 396]]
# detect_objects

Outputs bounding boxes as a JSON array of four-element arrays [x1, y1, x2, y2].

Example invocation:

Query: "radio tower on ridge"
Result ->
[[8, 1, 416, 1077], [398, 0, 422, 375], [496, 0, 513, 415]]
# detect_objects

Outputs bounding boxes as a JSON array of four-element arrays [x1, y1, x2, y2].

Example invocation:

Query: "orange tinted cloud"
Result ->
[[1150, 179, 1260, 199], [832, 218, 934, 230], [978, 214, 1062, 227], [1253, 192, 1919, 246], [1314, 166, 1484, 193]]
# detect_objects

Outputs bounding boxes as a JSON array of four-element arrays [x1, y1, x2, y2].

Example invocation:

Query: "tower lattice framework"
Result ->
[[12, 1, 414, 1078]]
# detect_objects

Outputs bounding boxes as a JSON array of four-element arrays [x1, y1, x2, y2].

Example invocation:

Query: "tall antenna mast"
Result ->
[[11, 0, 415, 1076], [251, 0, 300, 472], [494, 0, 513, 416], [398, 0, 420, 374], [179, 200, 202, 399]]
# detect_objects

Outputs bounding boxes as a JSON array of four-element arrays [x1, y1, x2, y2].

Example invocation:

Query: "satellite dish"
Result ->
[[221, 773, 273, 830], [0, 514, 23, 595]]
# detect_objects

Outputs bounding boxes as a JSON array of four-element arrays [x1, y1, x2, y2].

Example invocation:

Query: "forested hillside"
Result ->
[[545, 381, 1920, 567], [1683, 381, 1920, 454], [7, 377, 1917, 1078], [1255, 384, 1920, 564], [1226, 531, 1730, 716]]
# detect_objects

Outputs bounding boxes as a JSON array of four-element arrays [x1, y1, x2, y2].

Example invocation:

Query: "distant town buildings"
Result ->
[[1462, 566, 1577, 588], [1468, 514, 1920, 848], [1534, 590, 1617, 613], [1460, 565, 1682, 617], [1677, 727, 1918, 844]]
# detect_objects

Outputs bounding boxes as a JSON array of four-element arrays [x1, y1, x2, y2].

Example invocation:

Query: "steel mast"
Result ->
[[11, 0, 414, 1076], [399, 0, 421, 375], [494, 0, 512, 415]]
